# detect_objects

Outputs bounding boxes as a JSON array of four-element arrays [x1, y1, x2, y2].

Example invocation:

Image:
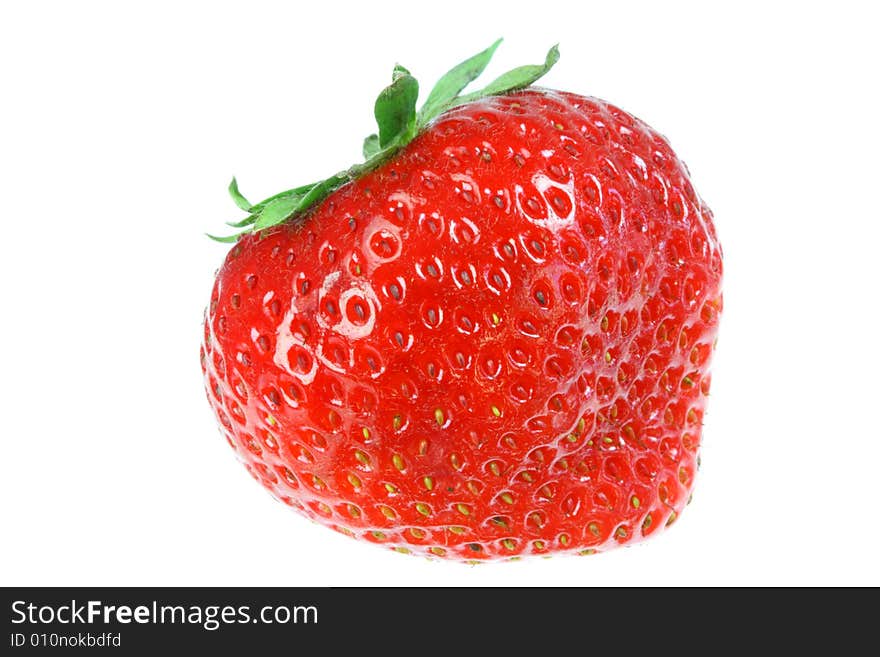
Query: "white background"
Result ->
[[2, 1, 878, 587]]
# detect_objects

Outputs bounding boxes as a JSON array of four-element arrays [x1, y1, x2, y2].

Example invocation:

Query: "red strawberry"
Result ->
[[201, 41, 722, 560]]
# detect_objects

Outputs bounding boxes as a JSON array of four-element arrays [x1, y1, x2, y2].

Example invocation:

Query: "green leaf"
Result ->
[[228, 177, 252, 212], [362, 133, 380, 159], [206, 232, 245, 243], [248, 183, 317, 214], [374, 68, 419, 148], [419, 38, 502, 124], [293, 172, 349, 213], [253, 194, 301, 231], [250, 173, 351, 232], [225, 214, 258, 228], [462, 44, 560, 102]]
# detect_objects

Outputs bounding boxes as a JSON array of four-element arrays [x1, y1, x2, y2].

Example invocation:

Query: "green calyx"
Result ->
[[208, 39, 559, 242]]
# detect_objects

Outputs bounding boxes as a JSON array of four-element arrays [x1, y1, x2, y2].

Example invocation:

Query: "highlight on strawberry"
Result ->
[[201, 39, 723, 561]]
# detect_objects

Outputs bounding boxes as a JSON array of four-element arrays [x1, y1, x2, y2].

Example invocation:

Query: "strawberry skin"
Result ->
[[202, 89, 722, 560]]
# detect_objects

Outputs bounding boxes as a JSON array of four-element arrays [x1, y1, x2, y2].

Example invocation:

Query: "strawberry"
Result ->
[[201, 40, 722, 561]]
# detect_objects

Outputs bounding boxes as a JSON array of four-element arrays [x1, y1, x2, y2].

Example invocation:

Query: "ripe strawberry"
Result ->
[[201, 40, 722, 561]]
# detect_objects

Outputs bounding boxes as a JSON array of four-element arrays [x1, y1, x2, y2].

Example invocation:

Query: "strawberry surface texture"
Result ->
[[202, 45, 722, 561]]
